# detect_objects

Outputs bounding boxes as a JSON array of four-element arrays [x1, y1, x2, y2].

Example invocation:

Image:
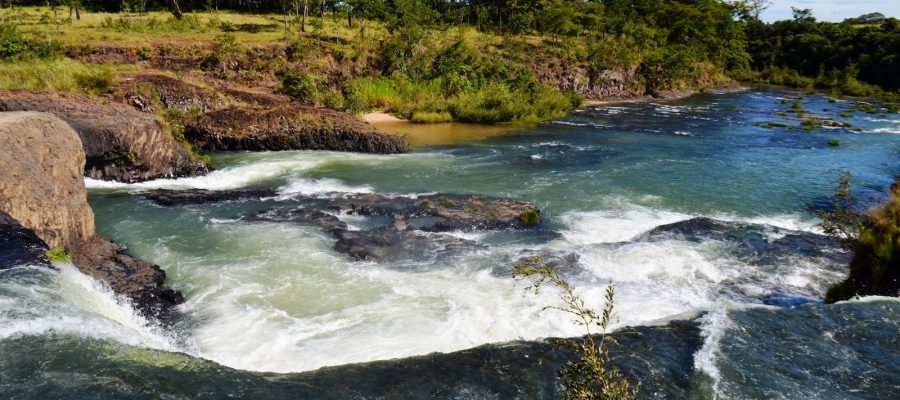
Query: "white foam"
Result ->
[[86, 157, 322, 191], [870, 127, 900, 134], [0, 264, 178, 351], [559, 208, 691, 244], [693, 306, 731, 397], [277, 177, 373, 198]]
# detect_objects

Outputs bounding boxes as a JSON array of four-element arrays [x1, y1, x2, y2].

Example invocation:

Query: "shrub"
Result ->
[[513, 257, 639, 400], [0, 22, 61, 60], [518, 209, 541, 225], [825, 180, 899, 302], [45, 247, 71, 263], [281, 70, 320, 104]]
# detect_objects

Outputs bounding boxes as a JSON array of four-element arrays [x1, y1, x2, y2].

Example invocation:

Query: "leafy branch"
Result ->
[[513, 256, 639, 400]]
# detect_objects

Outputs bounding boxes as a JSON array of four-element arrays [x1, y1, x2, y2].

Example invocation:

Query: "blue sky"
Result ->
[[759, 1, 900, 22]]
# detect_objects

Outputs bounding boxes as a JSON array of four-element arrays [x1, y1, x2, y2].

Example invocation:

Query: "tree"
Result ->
[[791, 7, 814, 22]]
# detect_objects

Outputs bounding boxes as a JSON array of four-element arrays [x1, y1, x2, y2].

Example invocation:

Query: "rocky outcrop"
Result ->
[[533, 65, 642, 100], [0, 112, 96, 250], [0, 90, 207, 182], [144, 189, 540, 261], [0, 211, 50, 269], [184, 105, 409, 153], [114, 73, 224, 113], [70, 236, 183, 313], [0, 111, 182, 314]]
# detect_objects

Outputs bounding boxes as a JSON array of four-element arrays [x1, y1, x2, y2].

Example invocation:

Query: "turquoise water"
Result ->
[[2, 90, 898, 398]]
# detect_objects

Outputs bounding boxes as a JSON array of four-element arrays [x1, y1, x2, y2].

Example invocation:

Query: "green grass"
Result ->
[[45, 247, 71, 263], [0, 58, 132, 94], [346, 75, 578, 124], [411, 111, 453, 123], [6, 7, 386, 46]]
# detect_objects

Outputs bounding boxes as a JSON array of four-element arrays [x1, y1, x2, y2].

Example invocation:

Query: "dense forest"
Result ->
[[2, 0, 898, 122]]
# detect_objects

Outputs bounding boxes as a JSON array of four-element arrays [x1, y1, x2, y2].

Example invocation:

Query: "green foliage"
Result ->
[[0, 22, 61, 60], [825, 180, 900, 302], [45, 247, 71, 264], [99, 14, 207, 33], [410, 111, 452, 123], [513, 257, 639, 400], [814, 171, 866, 246], [745, 13, 900, 94], [827, 139, 839, 146], [281, 70, 319, 104], [518, 209, 540, 225]]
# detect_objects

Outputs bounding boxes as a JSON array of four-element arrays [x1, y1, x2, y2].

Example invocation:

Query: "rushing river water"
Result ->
[[2, 90, 899, 398]]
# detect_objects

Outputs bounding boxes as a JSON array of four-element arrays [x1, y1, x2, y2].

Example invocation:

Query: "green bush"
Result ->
[[0, 22, 61, 60], [825, 180, 899, 302], [45, 247, 71, 264], [518, 209, 541, 225], [281, 71, 320, 104]]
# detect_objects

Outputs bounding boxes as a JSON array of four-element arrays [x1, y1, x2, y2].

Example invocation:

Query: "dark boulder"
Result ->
[[0, 211, 50, 269], [70, 236, 183, 315], [644, 217, 848, 264], [184, 104, 409, 153], [145, 188, 278, 207]]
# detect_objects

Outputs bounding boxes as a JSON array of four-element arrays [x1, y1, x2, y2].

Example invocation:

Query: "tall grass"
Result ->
[[0, 58, 125, 95], [345, 75, 579, 123]]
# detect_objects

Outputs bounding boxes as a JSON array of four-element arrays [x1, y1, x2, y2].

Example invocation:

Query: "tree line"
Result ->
[[4, 0, 899, 94]]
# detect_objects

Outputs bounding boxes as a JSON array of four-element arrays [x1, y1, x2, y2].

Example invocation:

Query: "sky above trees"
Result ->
[[760, 1, 900, 22]]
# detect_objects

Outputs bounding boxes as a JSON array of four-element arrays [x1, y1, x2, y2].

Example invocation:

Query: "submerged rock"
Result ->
[[331, 228, 483, 262], [0, 90, 207, 182], [270, 319, 702, 399], [644, 217, 848, 263], [147, 189, 541, 262], [184, 104, 409, 153], [144, 188, 278, 207]]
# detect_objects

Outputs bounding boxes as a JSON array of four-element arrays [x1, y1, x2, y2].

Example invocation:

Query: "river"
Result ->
[[2, 90, 899, 398]]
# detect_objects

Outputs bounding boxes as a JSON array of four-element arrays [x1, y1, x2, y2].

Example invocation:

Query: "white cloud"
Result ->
[[760, 0, 900, 22]]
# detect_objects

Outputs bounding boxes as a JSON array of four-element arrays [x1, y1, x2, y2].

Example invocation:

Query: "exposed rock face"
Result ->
[[0, 112, 96, 250], [184, 105, 409, 153], [0, 90, 206, 182], [114, 73, 224, 113], [534, 66, 641, 100], [0, 211, 50, 269], [0, 111, 182, 314]]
